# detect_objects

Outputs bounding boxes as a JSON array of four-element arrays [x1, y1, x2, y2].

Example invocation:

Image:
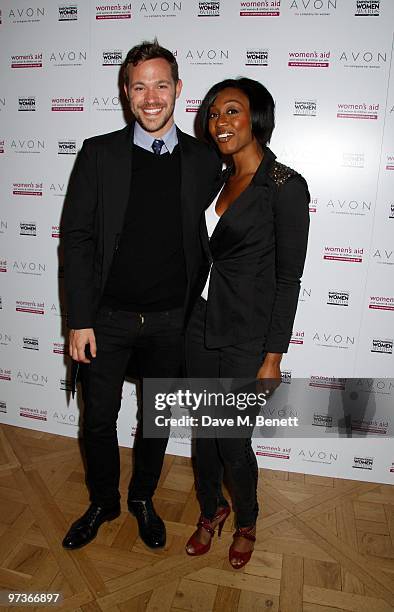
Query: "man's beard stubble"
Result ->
[[133, 96, 176, 134]]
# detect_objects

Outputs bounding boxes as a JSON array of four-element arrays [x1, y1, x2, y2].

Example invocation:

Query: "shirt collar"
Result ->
[[133, 122, 178, 154]]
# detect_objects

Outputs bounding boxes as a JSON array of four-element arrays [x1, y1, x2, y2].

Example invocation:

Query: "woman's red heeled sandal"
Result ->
[[186, 506, 230, 556], [229, 526, 256, 569]]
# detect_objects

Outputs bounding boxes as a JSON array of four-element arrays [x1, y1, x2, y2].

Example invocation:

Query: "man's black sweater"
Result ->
[[103, 144, 186, 311]]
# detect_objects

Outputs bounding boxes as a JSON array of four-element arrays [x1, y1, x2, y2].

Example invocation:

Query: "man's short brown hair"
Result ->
[[123, 38, 179, 86]]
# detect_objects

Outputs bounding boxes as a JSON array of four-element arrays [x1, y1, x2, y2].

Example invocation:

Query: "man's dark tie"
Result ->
[[152, 139, 165, 155]]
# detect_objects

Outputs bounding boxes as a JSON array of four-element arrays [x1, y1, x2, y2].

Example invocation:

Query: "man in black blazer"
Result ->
[[61, 40, 221, 550]]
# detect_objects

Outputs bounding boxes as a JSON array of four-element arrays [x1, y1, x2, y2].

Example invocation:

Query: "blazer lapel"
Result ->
[[177, 128, 198, 229], [204, 166, 228, 210], [103, 123, 133, 238], [101, 124, 133, 284], [209, 185, 250, 248], [200, 212, 211, 262], [208, 149, 276, 248]]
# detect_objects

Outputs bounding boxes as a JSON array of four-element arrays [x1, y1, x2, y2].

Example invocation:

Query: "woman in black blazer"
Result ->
[[185, 78, 310, 568]]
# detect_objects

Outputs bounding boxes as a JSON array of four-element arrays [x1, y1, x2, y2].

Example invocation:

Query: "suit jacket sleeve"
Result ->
[[264, 175, 310, 353], [62, 139, 98, 329]]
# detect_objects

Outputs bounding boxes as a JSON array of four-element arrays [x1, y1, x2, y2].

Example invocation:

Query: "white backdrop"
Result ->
[[0, 0, 393, 484]]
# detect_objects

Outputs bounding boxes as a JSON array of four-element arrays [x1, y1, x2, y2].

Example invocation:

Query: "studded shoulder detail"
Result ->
[[269, 161, 298, 186]]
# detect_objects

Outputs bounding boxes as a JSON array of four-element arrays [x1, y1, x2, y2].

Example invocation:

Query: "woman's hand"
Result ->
[[256, 352, 282, 396], [257, 352, 282, 379]]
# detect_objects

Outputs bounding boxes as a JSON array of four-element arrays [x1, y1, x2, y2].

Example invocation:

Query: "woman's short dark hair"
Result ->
[[197, 77, 275, 148], [123, 38, 179, 86]]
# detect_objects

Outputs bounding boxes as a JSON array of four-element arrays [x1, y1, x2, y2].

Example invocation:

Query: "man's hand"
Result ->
[[69, 328, 97, 363]]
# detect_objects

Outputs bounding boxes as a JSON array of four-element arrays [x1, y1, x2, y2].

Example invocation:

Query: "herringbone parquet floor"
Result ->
[[0, 424, 393, 612]]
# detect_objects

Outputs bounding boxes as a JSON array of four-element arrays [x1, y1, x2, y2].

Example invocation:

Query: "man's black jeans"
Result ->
[[80, 304, 184, 508]]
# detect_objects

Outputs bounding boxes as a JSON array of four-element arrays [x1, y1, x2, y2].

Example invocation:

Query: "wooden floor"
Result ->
[[0, 424, 393, 612]]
